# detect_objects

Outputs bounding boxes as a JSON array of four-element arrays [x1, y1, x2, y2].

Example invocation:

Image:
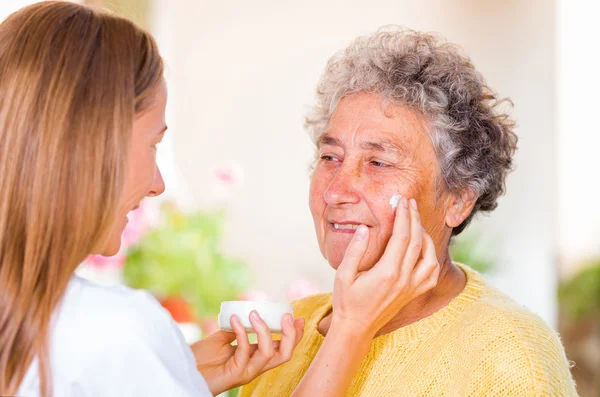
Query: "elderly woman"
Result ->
[[241, 29, 577, 396]]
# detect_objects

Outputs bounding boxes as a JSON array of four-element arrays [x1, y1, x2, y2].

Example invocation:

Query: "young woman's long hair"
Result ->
[[0, 2, 164, 394]]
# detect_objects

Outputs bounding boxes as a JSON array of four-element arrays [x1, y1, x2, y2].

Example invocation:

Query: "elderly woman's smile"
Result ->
[[309, 92, 448, 272]]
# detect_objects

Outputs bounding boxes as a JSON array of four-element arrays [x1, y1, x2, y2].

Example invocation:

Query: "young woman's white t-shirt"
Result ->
[[17, 276, 213, 396]]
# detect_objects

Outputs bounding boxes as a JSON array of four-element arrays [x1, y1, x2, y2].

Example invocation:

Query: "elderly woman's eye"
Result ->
[[370, 160, 389, 167], [320, 155, 339, 162]]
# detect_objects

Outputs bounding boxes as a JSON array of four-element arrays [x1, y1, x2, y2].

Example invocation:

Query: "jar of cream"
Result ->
[[218, 301, 294, 333]]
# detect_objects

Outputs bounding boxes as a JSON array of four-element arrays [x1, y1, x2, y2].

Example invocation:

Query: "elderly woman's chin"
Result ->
[[322, 240, 349, 270], [324, 244, 377, 272], [325, 255, 343, 270]]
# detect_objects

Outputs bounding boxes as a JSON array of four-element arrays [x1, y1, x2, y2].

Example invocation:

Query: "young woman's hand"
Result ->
[[192, 312, 304, 395]]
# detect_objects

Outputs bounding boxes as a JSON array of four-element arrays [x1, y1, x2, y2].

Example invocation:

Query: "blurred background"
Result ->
[[2, 0, 599, 396]]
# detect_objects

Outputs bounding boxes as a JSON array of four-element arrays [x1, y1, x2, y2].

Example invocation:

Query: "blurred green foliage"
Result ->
[[123, 202, 250, 318], [558, 261, 600, 320], [449, 231, 495, 274]]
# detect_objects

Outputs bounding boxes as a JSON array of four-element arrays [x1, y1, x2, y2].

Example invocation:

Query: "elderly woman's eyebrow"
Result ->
[[360, 139, 406, 155], [317, 134, 343, 148]]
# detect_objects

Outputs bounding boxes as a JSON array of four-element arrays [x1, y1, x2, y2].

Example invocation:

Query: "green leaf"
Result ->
[[123, 202, 250, 318], [449, 231, 495, 274], [558, 261, 600, 320]]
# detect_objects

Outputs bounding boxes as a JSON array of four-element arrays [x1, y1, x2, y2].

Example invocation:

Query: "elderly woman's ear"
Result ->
[[444, 190, 477, 229]]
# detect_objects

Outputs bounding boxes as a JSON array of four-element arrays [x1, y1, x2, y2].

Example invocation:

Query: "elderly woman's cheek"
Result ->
[[310, 163, 336, 199], [309, 169, 328, 224], [370, 170, 420, 204]]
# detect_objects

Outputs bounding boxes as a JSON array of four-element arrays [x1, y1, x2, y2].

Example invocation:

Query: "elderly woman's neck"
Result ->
[[373, 251, 466, 337]]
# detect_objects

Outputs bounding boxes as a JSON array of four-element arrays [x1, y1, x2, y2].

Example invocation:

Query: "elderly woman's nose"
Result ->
[[323, 164, 361, 206], [148, 166, 165, 197]]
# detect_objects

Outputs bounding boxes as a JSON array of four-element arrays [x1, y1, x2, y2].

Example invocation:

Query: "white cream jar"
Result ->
[[218, 301, 294, 333]]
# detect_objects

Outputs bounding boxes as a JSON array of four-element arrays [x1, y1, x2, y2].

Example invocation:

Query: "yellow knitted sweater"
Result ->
[[240, 265, 577, 396]]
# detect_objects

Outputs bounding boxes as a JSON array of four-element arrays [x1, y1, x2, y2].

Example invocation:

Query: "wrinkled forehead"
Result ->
[[317, 94, 432, 154]]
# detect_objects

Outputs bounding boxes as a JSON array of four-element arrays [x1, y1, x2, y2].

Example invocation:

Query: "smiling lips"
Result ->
[[330, 221, 368, 233]]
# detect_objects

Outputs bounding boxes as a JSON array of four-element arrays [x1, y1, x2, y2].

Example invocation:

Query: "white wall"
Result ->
[[0, 0, 38, 20], [154, 0, 559, 324], [557, 0, 600, 276]]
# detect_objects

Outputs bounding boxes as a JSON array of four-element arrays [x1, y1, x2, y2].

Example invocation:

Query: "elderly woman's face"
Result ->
[[309, 92, 447, 271], [100, 81, 168, 256]]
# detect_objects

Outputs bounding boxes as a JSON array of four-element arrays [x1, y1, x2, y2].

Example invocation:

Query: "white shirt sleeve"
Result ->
[[74, 289, 213, 397]]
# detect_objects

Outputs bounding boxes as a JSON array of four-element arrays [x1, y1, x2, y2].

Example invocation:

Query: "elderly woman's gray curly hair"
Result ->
[[305, 27, 518, 236]]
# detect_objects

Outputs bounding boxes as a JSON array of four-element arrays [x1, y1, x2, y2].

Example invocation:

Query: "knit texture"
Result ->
[[240, 265, 578, 396]]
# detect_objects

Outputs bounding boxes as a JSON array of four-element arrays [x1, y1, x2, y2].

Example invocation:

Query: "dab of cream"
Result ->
[[389, 194, 402, 210]]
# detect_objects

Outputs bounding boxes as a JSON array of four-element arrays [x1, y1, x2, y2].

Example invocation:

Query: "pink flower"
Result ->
[[287, 279, 319, 301], [213, 162, 245, 188], [239, 289, 270, 302]]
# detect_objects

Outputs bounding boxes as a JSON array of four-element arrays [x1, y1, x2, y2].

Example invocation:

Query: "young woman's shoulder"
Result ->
[[38, 276, 213, 397], [61, 276, 174, 344]]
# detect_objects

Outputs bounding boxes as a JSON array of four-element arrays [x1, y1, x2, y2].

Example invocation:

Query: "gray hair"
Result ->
[[305, 27, 518, 236]]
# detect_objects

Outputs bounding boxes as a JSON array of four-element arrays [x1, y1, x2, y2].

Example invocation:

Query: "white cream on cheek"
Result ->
[[389, 194, 402, 210]]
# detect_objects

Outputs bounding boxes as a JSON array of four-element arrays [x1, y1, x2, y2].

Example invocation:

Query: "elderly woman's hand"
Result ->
[[331, 195, 440, 338], [193, 312, 304, 395]]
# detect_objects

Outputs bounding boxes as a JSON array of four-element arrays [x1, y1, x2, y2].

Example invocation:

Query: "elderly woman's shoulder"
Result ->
[[457, 274, 578, 390], [472, 283, 558, 339], [460, 266, 559, 340], [461, 276, 559, 345], [449, 270, 577, 394], [464, 296, 577, 394]]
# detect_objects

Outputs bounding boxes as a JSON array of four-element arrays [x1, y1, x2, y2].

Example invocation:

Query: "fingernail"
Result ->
[[403, 197, 409, 208], [231, 314, 240, 324], [410, 198, 417, 210], [355, 225, 368, 240], [287, 314, 294, 326], [250, 310, 262, 322]]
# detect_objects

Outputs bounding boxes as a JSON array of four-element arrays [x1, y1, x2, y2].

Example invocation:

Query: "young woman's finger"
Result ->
[[209, 329, 237, 344], [262, 313, 297, 372], [230, 315, 251, 368], [247, 311, 276, 372]]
